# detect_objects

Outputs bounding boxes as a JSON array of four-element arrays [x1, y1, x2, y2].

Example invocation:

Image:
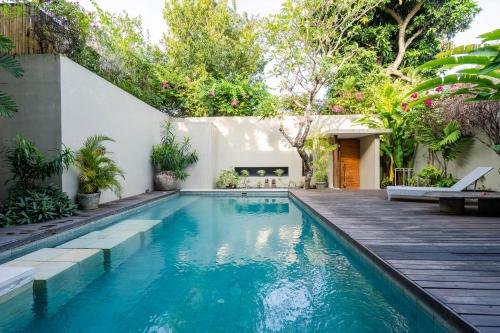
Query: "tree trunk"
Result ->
[[383, 2, 425, 82], [278, 115, 313, 189], [297, 147, 313, 189]]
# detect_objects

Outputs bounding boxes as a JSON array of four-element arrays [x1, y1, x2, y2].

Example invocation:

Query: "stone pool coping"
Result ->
[[0, 191, 177, 263]]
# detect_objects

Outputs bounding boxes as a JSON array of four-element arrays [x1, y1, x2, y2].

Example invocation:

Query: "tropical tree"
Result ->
[[410, 29, 500, 101], [266, 0, 384, 188], [358, 83, 416, 183], [356, 0, 480, 81], [0, 35, 24, 117], [161, 0, 268, 117]]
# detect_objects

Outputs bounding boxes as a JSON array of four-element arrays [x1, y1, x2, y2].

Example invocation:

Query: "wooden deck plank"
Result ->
[[291, 189, 500, 333]]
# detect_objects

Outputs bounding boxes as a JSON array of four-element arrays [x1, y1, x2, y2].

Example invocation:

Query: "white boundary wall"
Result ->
[[59, 56, 165, 203], [413, 138, 500, 192]]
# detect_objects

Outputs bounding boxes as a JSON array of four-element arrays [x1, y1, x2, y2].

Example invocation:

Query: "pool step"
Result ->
[[57, 219, 161, 266], [0, 266, 34, 303]]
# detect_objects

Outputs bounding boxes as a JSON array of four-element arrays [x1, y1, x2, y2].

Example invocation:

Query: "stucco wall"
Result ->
[[360, 136, 380, 190], [59, 56, 166, 203], [0, 55, 63, 200], [174, 116, 384, 189], [413, 138, 500, 191]]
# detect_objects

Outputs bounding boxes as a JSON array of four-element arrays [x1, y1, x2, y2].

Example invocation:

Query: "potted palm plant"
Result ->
[[74, 135, 125, 210], [151, 121, 198, 190]]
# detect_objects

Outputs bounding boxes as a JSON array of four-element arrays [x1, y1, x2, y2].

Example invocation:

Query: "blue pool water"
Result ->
[[1, 195, 452, 332]]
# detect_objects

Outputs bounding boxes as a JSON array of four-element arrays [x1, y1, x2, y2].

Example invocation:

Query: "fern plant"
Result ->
[[74, 135, 125, 197], [0, 35, 24, 117], [417, 121, 470, 176]]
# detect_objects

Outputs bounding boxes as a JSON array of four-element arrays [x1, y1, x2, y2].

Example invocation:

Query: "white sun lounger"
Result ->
[[387, 166, 494, 200]]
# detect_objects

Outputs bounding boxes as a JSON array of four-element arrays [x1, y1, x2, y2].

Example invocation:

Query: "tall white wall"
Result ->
[[174, 116, 384, 189], [413, 138, 500, 191], [59, 56, 166, 203]]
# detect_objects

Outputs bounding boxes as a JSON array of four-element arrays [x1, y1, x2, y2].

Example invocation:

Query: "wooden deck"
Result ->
[[291, 189, 500, 333]]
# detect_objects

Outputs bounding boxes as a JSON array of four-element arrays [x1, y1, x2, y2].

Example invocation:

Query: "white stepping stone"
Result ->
[[57, 219, 161, 266], [1, 248, 104, 316], [0, 266, 34, 301]]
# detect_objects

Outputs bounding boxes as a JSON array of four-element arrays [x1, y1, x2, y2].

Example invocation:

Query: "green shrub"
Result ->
[[215, 169, 239, 189], [151, 122, 198, 181], [0, 135, 76, 226], [0, 185, 76, 226], [74, 135, 125, 196], [417, 166, 457, 187], [380, 177, 392, 188]]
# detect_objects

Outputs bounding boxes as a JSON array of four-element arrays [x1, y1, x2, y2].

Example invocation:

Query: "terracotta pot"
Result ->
[[155, 171, 178, 191], [77, 192, 101, 210], [315, 182, 327, 190]]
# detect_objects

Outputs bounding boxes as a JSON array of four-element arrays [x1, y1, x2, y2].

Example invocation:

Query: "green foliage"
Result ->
[[356, 0, 480, 70], [74, 135, 125, 196], [257, 169, 266, 177], [411, 29, 500, 101], [326, 48, 389, 114], [358, 82, 416, 182], [305, 133, 337, 182], [0, 185, 76, 226], [14, 0, 168, 110], [151, 122, 198, 181], [414, 120, 470, 175], [163, 0, 265, 81], [416, 166, 456, 188], [239, 169, 250, 188], [215, 168, 240, 189], [161, 0, 268, 116], [273, 169, 285, 178], [0, 35, 24, 117], [4, 135, 74, 190], [0, 136, 75, 226]]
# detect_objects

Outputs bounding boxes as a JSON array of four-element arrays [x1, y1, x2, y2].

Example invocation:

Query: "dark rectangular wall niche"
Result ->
[[234, 167, 289, 177]]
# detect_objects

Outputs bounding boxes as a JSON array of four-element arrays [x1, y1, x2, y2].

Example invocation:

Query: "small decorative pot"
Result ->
[[77, 192, 101, 210], [155, 171, 178, 191], [316, 182, 327, 190], [264, 179, 270, 188]]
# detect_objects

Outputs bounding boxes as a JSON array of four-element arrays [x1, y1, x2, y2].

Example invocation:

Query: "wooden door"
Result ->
[[339, 139, 360, 189]]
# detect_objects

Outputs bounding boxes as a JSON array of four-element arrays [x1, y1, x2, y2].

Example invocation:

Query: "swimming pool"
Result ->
[[0, 194, 454, 332]]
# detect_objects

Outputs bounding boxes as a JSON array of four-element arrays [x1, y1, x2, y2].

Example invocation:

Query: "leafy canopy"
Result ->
[[357, 0, 480, 70], [163, 0, 265, 81], [160, 0, 268, 116]]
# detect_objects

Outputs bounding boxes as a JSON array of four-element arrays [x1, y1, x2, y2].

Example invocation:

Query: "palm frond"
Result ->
[[0, 91, 18, 117], [409, 74, 496, 95], [418, 56, 491, 70], [0, 54, 24, 78]]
